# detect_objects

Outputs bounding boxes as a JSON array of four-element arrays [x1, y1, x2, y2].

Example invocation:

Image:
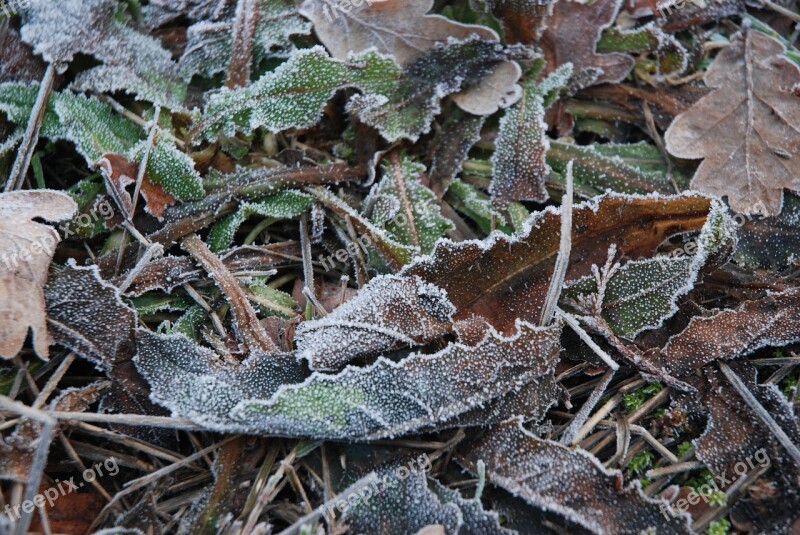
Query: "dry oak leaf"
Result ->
[[299, 0, 522, 115], [539, 0, 635, 86], [0, 190, 77, 360], [665, 27, 800, 216]]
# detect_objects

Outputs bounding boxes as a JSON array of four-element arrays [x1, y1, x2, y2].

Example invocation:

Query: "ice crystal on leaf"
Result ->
[[0, 83, 143, 163], [295, 275, 456, 371], [456, 419, 693, 534], [21, 0, 186, 109], [562, 198, 736, 338], [179, 0, 312, 80], [367, 156, 454, 254]]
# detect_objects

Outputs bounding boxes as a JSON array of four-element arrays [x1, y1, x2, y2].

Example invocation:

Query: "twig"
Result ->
[[561, 368, 616, 444], [540, 161, 573, 326], [5, 64, 56, 192], [719, 361, 800, 467], [557, 309, 619, 370]]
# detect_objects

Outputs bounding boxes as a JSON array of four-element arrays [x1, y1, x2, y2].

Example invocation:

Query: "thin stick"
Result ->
[[45, 411, 202, 430], [540, 161, 573, 326], [557, 309, 619, 370], [561, 368, 615, 444], [5, 64, 56, 192], [719, 361, 800, 466]]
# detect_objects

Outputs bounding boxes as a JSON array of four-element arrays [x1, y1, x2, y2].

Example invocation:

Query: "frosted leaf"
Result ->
[[20, 0, 186, 109], [44, 262, 136, 369], [366, 156, 454, 254], [456, 419, 693, 534], [734, 192, 800, 271], [428, 108, 485, 188], [655, 287, 800, 376], [179, 0, 312, 80], [547, 139, 684, 196], [207, 190, 313, 252], [142, 0, 230, 29], [0, 190, 77, 360], [428, 479, 518, 535], [446, 179, 508, 234], [0, 83, 144, 164], [453, 374, 560, 427], [350, 38, 524, 142], [562, 197, 735, 338], [691, 365, 800, 534], [295, 275, 456, 370], [0, 129, 23, 158], [490, 63, 573, 206], [343, 467, 463, 535], [0, 28, 46, 84], [401, 192, 720, 334], [128, 131, 204, 201], [134, 330, 307, 429], [234, 319, 561, 439], [196, 46, 399, 142], [43, 262, 165, 420]]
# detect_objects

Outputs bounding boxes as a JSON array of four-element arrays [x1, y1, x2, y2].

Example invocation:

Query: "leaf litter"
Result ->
[[1, 0, 800, 533]]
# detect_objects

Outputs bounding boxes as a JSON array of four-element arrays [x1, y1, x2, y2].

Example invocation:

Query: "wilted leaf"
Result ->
[[0, 190, 77, 360], [490, 63, 572, 206], [456, 420, 693, 534], [402, 192, 724, 334], [299, 0, 522, 115], [665, 27, 800, 216], [295, 275, 455, 370], [650, 287, 800, 376], [539, 0, 635, 87], [95, 153, 176, 219]]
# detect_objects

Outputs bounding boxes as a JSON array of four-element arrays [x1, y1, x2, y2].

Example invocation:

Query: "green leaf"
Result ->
[[129, 131, 204, 201], [246, 283, 298, 318], [351, 38, 521, 142], [196, 46, 399, 142], [0, 83, 144, 163], [598, 24, 688, 76], [547, 140, 685, 196], [562, 199, 735, 338], [446, 179, 511, 234], [207, 190, 313, 252], [368, 156, 454, 254]]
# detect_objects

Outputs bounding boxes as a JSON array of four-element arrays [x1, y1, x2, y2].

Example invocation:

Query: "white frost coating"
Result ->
[[232, 318, 561, 439], [459, 419, 694, 534], [21, 0, 185, 108]]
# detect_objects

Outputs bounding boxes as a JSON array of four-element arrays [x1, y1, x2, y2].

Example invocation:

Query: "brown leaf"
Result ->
[[539, 0, 635, 86], [402, 192, 720, 334], [95, 153, 177, 219], [299, 0, 522, 115], [665, 27, 800, 216], [455, 419, 693, 534], [0, 29, 47, 84], [0, 190, 77, 360], [485, 0, 553, 44], [651, 287, 800, 377]]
